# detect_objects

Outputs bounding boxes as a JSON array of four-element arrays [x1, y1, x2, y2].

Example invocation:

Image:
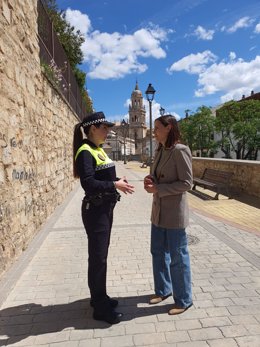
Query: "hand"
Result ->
[[115, 176, 135, 194], [144, 174, 154, 189], [144, 183, 158, 194], [144, 175, 157, 193]]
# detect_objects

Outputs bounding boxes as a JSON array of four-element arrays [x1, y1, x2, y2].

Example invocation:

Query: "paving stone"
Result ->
[[93, 324, 125, 338], [193, 300, 214, 308], [49, 342, 79, 347], [175, 319, 201, 330], [229, 315, 258, 325], [78, 338, 100, 347], [155, 321, 176, 332], [220, 325, 248, 338], [125, 323, 156, 335], [208, 338, 239, 347], [245, 324, 260, 335], [176, 342, 209, 347], [69, 329, 94, 340], [235, 335, 260, 347], [133, 332, 166, 345], [200, 316, 232, 328], [100, 335, 134, 347], [189, 327, 223, 341], [165, 331, 190, 344], [1, 163, 260, 347]]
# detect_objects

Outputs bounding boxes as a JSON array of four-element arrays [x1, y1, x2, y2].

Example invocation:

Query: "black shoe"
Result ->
[[93, 310, 123, 324], [90, 296, 118, 308], [108, 297, 118, 308]]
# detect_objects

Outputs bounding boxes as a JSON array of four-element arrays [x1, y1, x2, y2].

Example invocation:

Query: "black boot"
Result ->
[[93, 310, 123, 324], [90, 295, 118, 308]]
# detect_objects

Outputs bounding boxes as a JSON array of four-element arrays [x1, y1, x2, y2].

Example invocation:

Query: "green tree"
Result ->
[[180, 106, 217, 157], [179, 116, 197, 152], [82, 90, 93, 115], [193, 106, 217, 157], [216, 100, 260, 160]]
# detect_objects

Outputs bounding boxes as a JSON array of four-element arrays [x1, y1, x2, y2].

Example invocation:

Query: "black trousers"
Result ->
[[82, 199, 115, 312]]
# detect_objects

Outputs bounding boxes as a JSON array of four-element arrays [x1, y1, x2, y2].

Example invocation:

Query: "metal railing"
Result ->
[[37, 0, 87, 120]]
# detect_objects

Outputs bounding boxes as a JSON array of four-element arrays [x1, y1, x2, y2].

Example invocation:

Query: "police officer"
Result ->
[[73, 112, 135, 324]]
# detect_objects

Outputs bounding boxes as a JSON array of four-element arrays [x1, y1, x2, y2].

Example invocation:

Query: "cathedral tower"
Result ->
[[128, 82, 147, 157]]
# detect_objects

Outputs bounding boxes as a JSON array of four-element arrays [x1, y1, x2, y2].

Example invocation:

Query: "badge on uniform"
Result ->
[[98, 153, 105, 161]]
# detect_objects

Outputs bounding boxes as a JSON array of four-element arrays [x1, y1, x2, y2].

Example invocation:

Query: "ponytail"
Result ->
[[73, 123, 84, 178]]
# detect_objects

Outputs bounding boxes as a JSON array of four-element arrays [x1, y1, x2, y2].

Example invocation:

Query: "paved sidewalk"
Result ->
[[0, 162, 260, 347]]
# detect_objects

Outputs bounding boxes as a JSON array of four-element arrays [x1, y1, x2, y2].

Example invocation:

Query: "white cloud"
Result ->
[[194, 25, 214, 40], [194, 55, 260, 101], [229, 52, 236, 60], [254, 23, 260, 33], [168, 51, 260, 102], [167, 50, 217, 75], [65, 9, 168, 80], [227, 16, 255, 33], [65, 8, 91, 35]]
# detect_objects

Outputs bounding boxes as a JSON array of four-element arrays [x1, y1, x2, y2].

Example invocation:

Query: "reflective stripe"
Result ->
[[75, 143, 114, 170]]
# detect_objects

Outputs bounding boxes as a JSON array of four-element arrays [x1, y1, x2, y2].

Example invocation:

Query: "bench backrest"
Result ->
[[202, 168, 233, 185]]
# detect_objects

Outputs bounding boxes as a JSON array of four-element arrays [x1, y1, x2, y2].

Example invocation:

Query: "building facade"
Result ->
[[107, 82, 149, 162]]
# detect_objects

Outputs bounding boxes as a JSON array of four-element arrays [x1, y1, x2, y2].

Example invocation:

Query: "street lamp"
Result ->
[[115, 132, 118, 161], [145, 83, 156, 172], [159, 106, 165, 116], [121, 119, 128, 164]]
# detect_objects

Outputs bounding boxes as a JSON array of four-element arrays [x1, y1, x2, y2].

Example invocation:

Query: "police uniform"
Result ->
[[75, 138, 119, 314]]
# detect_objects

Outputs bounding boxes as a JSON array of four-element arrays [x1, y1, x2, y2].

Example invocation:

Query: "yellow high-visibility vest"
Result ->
[[75, 143, 114, 171]]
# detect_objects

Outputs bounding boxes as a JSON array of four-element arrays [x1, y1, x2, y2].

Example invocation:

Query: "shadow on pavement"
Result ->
[[189, 189, 260, 209], [231, 192, 260, 209], [0, 295, 178, 345]]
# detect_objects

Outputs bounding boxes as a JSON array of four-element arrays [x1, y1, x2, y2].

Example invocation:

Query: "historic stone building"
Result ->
[[128, 82, 147, 159]]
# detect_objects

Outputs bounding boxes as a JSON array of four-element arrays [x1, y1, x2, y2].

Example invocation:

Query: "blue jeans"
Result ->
[[151, 224, 192, 308]]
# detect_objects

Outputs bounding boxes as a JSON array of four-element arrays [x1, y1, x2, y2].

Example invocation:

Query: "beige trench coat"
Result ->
[[151, 143, 193, 229]]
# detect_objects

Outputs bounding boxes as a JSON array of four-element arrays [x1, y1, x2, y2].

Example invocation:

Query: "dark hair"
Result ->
[[155, 114, 181, 150], [73, 118, 101, 178]]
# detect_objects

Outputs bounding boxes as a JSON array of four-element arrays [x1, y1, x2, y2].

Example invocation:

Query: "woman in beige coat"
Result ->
[[144, 115, 193, 315]]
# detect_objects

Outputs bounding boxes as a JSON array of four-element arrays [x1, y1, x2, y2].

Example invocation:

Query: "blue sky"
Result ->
[[56, 0, 260, 122]]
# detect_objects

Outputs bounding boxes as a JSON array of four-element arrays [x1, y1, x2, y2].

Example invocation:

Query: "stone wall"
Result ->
[[0, 0, 78, 276], [192, 158, 260, 198]]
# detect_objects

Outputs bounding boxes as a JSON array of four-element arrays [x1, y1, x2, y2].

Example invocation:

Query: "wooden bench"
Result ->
[[192, 168, 233, 200]]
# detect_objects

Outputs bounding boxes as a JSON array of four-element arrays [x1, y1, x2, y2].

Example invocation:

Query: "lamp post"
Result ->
[[121, 119, 128, 164], [115, 132, 118, 161], [199, 125, 202, 157], [145, 83, 156, 172], [159, 106, 165, 116]]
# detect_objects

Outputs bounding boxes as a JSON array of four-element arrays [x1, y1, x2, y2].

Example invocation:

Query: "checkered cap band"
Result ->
[[82, 118, 106, 127]]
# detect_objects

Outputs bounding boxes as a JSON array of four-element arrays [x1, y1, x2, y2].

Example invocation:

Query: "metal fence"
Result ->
[[37, 0, 87, 121]]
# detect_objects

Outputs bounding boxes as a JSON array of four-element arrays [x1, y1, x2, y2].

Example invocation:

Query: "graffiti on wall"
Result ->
[[10, 137, 23, 148], [12, 168, 36, 181], [1, 133, 24, 149], [0, 133, 7, 148]]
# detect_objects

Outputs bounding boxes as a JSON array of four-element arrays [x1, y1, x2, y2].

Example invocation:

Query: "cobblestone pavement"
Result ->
[[0, 162, 260, 347]]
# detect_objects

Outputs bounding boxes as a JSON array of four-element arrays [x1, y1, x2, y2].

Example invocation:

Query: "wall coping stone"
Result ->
[[192, 157, 260, 166]]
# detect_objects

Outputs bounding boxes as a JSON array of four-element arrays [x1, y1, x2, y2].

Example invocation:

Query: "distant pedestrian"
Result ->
[[144, 114, 193, 315], [73, 112, 135, 324]]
